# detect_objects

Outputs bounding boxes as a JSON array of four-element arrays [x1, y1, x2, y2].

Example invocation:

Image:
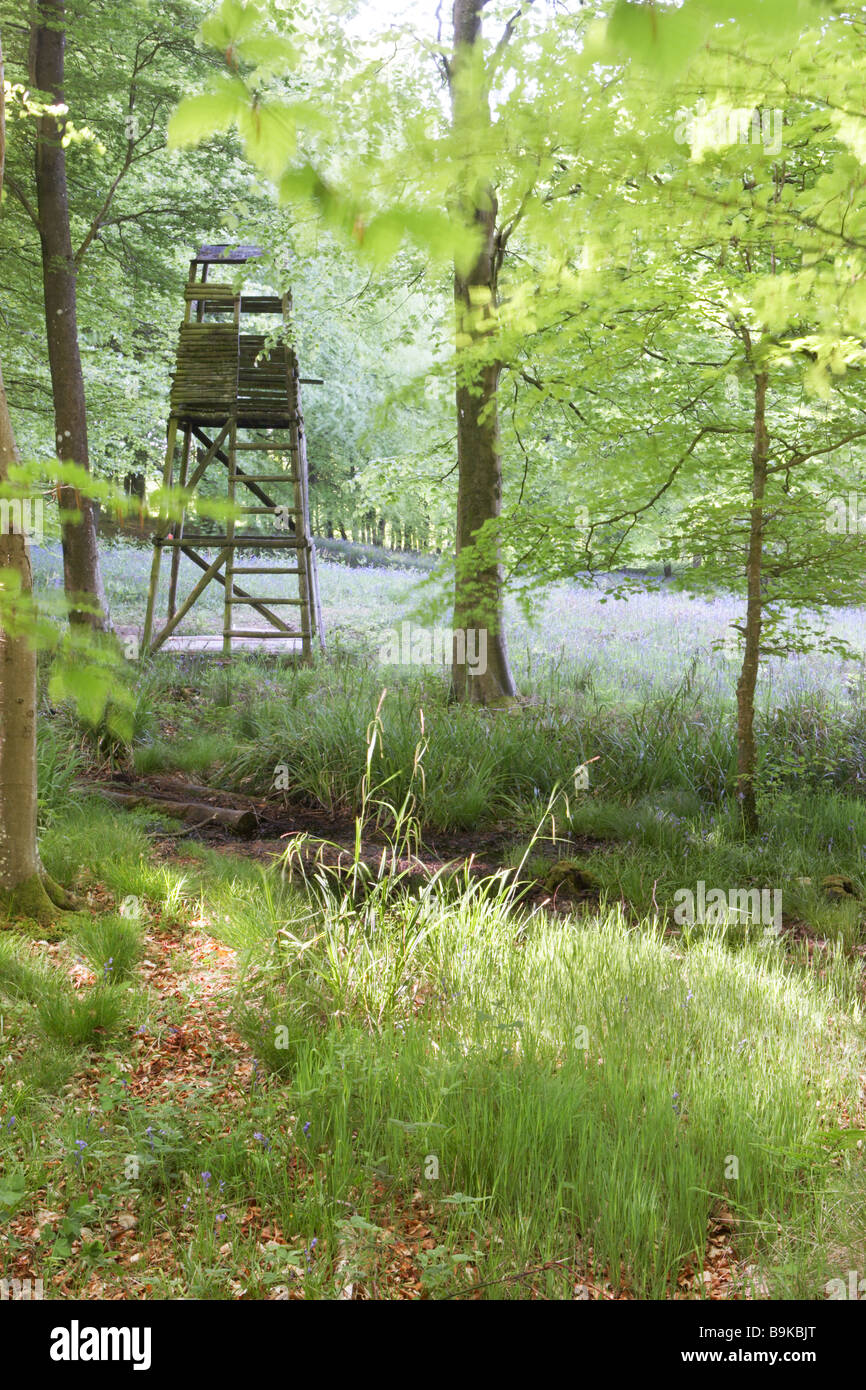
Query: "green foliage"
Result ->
[[0, 934, 130, 1047], [0, 759, 863, 1297], [35, 982, 131, 1048], [72, 914, 144, 982], [36, 721, 84, 826]]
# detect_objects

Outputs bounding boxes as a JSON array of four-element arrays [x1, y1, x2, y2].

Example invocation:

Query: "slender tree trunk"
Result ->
[[0, 370, 63, 922], [450, 0, 516, 704], [735, 370, 769, 834], [0, 35, 76, 925], [29, 0, 109, 630]]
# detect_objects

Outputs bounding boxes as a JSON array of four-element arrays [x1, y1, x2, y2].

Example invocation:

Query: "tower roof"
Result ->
[[192, 244, 263, 265]]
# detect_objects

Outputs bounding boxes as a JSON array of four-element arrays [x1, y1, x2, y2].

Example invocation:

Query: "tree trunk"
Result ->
[[450, 0, 516, 704], [735, 371, 768, 834], [29, 0, 109, 630], [0, 34, 76, 925]]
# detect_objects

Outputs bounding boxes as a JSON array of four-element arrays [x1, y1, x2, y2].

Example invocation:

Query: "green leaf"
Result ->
[[200, 0, 263, 50], [238, 101, 298, 177], [606, 1, 703, 74], [167, 80, 246, 147], [235, 35, 298, 69], [0, 1174, 27, 1210], [362, 211, 406, 265], [48, 663, 113, 726]]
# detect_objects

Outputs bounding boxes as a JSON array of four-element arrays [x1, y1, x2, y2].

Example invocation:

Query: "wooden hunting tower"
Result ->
[[142, 244, 324, 659]]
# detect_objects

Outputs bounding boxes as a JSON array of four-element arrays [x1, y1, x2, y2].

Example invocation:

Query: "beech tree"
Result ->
[[0, 29, 78, 924], [26, 0, 109, 629], [596, 7, 866, 830], [448, 0, 517, 702]]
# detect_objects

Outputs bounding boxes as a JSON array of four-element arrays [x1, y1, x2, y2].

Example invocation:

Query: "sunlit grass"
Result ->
[[0, 792, 862, 1298]]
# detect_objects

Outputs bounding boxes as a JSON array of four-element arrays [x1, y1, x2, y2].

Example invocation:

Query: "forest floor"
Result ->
[[2, 554, 865, 1299], [1, 906, 454, 1301], [2, 761, 864, 1299], [0, 805, 783, 1301]]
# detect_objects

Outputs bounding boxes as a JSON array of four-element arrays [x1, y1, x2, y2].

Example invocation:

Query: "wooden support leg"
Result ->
[[297, 413, 325, 652], [223, 417, 237, 658], [291, 445, 311, 663], [149, 549, 230, 652], [142, 416, 179, 654], [167, 424, 191, 621]]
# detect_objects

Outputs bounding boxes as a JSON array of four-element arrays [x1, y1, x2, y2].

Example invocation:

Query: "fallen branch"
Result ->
[[92, 787, 258, 837]]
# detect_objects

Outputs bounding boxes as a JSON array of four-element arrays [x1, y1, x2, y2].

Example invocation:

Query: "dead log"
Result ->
[[93, 787, 258, 837], [145, 777, 259, 807]]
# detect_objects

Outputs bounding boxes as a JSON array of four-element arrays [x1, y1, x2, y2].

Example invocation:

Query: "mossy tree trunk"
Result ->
[[0, 34, 76, 926]]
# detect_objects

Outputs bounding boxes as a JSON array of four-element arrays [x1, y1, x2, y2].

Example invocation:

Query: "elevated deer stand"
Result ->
[[142, 244, 324, 660]]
